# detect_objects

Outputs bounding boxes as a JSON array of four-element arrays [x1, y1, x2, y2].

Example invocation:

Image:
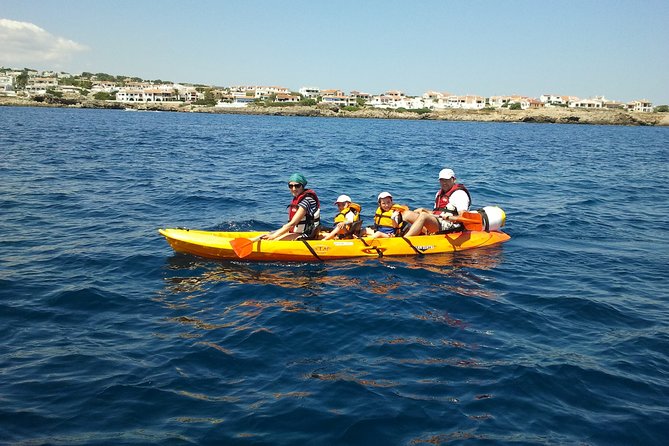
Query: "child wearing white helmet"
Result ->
[[365, 192, 406, 239], [321, 194, 362, 240]]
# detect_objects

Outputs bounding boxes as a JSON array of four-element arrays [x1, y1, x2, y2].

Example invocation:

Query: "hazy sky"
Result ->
[[1, 0, 667, 104]]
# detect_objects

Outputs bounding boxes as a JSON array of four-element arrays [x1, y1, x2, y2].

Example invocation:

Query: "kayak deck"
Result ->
[[158, 228, 511, 262]]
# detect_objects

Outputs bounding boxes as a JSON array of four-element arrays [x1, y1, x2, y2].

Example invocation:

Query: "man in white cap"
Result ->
[[321, 194, 361, 240], [401, 168, 471, 236]]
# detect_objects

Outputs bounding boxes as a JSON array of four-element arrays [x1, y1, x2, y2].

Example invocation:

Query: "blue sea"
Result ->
[[1, 106, 668, 445]]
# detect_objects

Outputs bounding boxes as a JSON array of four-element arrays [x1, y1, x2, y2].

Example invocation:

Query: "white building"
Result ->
[[25, 77, 59, 94], [627, 100, 653, 112], [539, 94, 568, 106], [299, 87, 320, 98], [569, 98, 603, 109], [114, 83, 202, 102], [216, 95, 256, 108], [0, 74, 15, 96], [368, 94, 395, 108], [320, 94, 357, 107], [115, 89, 145, 102], [253, 86, 291, 99], [91, 81, 119, 93], [350, 91, 371, 102], [275, 93, 300, 103], [446, 95, 486, 110]]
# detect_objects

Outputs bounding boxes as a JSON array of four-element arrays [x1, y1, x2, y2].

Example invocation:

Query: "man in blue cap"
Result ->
[[264, 173, 321, 240]]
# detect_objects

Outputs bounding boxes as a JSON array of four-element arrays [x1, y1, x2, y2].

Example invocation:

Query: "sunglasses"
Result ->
[[288, 183, 303, 189]]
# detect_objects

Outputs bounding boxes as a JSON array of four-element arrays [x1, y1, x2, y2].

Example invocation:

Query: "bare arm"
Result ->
[[321, 222, 345, 241], [264, 206, 306, 240]]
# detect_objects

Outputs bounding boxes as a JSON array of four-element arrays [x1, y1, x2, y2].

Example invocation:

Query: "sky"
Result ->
[[1, 0, 668, 104]]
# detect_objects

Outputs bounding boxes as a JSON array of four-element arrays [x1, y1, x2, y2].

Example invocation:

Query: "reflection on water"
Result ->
[[382, 245, 505, 273], [162, 255, 335, 292], [160, 246, 505, 295], [154, 247, 507, 338]]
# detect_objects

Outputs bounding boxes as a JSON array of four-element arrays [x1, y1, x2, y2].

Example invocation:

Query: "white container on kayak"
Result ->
[[478, 206, 506, 232]]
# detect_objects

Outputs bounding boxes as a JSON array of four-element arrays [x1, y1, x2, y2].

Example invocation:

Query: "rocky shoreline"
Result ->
[[2, 95, 668, 126]]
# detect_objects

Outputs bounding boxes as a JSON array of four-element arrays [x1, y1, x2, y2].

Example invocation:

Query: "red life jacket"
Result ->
[[288, 189, 321, 234], [433, 184, 471, 213]]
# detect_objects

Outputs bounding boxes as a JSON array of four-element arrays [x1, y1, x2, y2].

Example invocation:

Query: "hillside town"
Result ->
[[0, 67, 658, 113]]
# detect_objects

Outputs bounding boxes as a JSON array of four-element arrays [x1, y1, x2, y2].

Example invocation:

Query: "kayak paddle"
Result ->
[[450, 211, 484, 231], [230, 234, 265, 258]]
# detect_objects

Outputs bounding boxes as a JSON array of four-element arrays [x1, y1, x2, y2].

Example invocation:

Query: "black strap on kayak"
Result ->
[[360, 237, 383, 257], [301, 240, 323, 261], [400, 236, 423, 255]]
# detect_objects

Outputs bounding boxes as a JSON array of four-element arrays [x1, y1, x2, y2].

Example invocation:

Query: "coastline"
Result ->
[[2, 96, 668, 126]]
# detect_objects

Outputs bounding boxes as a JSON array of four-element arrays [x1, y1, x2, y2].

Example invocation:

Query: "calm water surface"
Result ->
[[1, 107, 668, 445]]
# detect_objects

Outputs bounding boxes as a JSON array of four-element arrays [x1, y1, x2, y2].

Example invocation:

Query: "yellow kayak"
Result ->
[[158, 228, 511, 262]]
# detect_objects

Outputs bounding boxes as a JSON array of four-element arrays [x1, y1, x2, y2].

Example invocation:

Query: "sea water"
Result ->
[[1, 107, 668, 445]]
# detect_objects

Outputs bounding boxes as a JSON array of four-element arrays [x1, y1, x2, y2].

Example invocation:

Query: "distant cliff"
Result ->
[[2, 96, 668, 126]]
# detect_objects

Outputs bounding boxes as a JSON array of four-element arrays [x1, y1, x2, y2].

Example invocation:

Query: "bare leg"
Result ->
[[401, 209, 422, 224], [275, 232, 302, 241], [403, 212, 441, 236], [370, 231, 391, 239]]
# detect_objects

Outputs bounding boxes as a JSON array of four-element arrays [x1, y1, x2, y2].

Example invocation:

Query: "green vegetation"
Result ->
[[266, 101, 298, 107], [395, 107, 431, 114], [60, 77, 93, 89], [194, 88, 217, 106], [299, 98, 317, 106], [655, 105, 669, 112], [342, 106, 360, 112], [93, 72, 116, 81], [46, 89, 63, 98], [93, 91, 115, 100], [509, 102, 522, 110], [15, 71, 29, 90]]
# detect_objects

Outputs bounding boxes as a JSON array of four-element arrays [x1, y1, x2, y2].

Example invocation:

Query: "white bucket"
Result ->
[[479, 206, 506, 232]]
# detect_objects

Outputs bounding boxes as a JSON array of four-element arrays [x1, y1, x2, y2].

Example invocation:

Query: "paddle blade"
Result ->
[[230, 238, 255, 258], [454, 211, 483, 231], [456, 217, 483, 231]]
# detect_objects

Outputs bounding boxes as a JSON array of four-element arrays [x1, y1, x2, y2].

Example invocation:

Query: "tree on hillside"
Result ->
[[15, 71, 29, 90], [95, 73, 116, 81], [194, 88, 216, 106]]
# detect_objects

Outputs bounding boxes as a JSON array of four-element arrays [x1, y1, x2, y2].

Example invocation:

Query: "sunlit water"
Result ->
[[1, 107, 668, 445]]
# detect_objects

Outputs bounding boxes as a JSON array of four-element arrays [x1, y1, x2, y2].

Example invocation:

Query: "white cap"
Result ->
[[439, 168, 455, 180], [377, 191, 393, 200], [334, 194, 352, 204]]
